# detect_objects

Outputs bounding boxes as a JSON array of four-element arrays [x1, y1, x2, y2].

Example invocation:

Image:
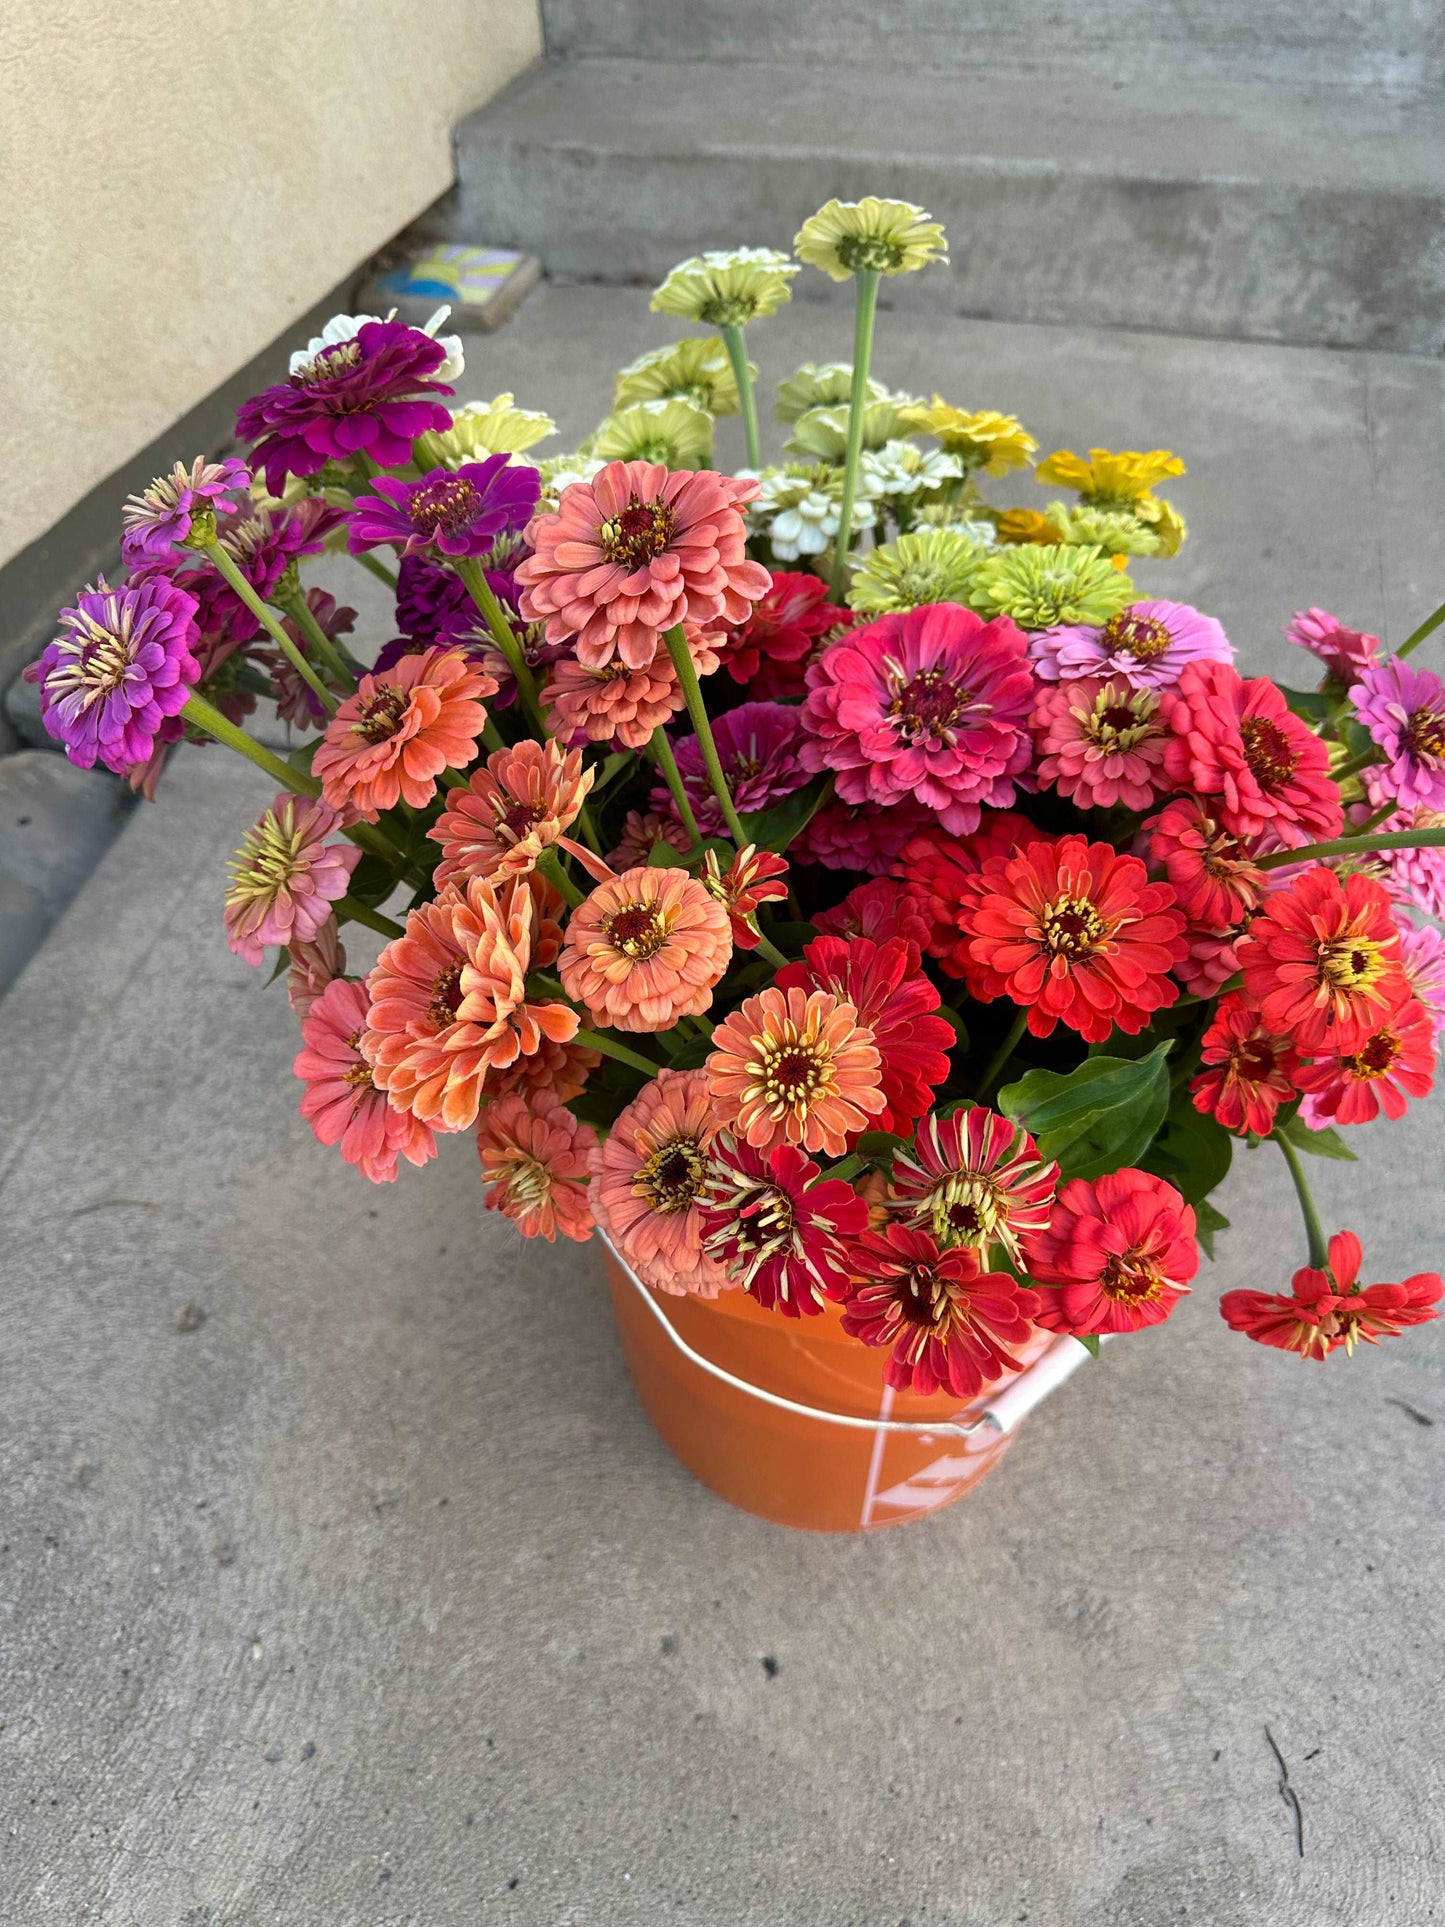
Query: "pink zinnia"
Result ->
[[1162, 660, 1342, 847], [476, 1091, 597, 1243], [792, 797, 932, 875], [293, 977, 437, 1184], [800, 602, 1035, 836], [653, 700, 809, 838], [224, 793, 360, 966], [813, 878, 933, 972], [1349, 657, 1445, 812], [543, 652, 684, 750], [1286, 608, 1380, 685], [591, 1068, 731, 1297], [286, 918, 346, 1019], [516, 460, 770, 669], [1030, 599, 1232, 689], [1031, 676, 1171, 810], [1398, 919, 1445, 1038]]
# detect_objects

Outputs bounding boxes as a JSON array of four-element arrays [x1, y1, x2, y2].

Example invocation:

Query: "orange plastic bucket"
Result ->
[[602, 1243, 1071, 1533]]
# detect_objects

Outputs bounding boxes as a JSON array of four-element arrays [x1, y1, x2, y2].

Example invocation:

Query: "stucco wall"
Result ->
[[0, 1, 542, 568]]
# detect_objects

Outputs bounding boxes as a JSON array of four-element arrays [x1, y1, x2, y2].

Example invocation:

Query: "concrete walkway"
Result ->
[[3, 292, 1444, 1923]]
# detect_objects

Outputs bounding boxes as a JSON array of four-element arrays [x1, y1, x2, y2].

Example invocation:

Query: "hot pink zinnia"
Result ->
[[1286, 608, 1380, 685], [1031, 676, 1171, 810], [800, 602, 1035, 836], [293, 977, 437, 1184], [224, 792, 360, 966]]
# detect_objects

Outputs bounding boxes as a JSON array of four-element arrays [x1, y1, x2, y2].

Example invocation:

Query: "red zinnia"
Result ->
[[890, 1106, 1058, 1263], [774, 934, 954, 1136], [1162, 660, 1342, 846], [963, 834, 1185, 1043], [1145, 796, 1266, 929], [701, 843, 790, 950], [813, 877, 933, 972], [898, 812, 1055, 980], [1190, 991, 1299, 1136], [1295, 995, 1436, 1124], [840, 1224, 1041, 1399], [718, 569, 852, 699], [1237, 866, 1411, 1053], [1025, 1168, 1198, 1336], [697, 1137, 870, 1315], [1221, 1230, 1442, 1360]]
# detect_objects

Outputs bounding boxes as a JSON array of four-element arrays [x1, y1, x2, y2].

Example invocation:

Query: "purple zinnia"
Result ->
[[121, 457, 251, 565], [235, 320, 455, 495], [28, 575, 201, 773], [348, 457, 539, 560], [1350, 656, 1445, 810], [1286, 607, 1380, 685], [1030, 598, 1232, 689], [653, 700, 809, 837], [395, 553, 473, 639]]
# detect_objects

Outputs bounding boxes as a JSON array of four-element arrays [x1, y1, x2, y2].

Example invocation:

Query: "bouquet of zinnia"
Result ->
[[31, 195, 1445, 1395]]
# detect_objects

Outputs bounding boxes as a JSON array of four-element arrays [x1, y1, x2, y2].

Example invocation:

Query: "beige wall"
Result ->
[[0, 0, 542, 568]]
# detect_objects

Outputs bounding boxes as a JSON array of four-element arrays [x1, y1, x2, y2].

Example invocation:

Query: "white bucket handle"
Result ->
[[603, 1234, 1105, 1439]]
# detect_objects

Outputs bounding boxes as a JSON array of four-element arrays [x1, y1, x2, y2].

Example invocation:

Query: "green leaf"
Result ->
[[741, 775, 831, 854], [1280, 685, 1332, 723], [998, 1043, 1172, 1181], [285, 738, 320, 778], [1142, 1090, 1234, 1205], [1277, 1115, 1358, 1162], [855, 1130, 909, 1166], [587, 750, 633, 802], [1194, 1197, 1231, 1261], [937, 1004, 970, 1053], [647, 839, 689, 868], [1075, 1333, 1101, 1359]]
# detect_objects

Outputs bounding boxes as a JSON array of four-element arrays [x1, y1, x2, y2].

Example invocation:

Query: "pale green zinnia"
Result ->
[[1045, 502, 1165, 559], [794, 197, 948, 281], [612, 337, 746, 417], [775, 361, 889, 425], [784, 395, 921, 461], [973, 544, 1136, 632], [650, 247, 800, 326], [847, 529, 989, 614], [590, 397, 715, 470], [432, 392, 556, 463]]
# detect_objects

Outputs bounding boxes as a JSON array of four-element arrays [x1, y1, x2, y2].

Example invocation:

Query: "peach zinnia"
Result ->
[[292, 977, 437, 1184], [516, 459, 771, 669], [429, 738, 594, 887], [476, 1090, 597, 1243], [705, 985, 886, 1158], [364, 875, 578, 1131], [559, 866, 732, 1032], [313, 646, 496, 817], [543, 651, 684, 749], [591, 1068, 731, 1297]]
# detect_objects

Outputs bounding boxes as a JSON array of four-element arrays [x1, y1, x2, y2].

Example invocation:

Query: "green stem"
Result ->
[[824, 1153, 865, 1185], [1357, 801, 1397, 833], [355, 549, 398, 590], [721, 323, 761, 470], [481, 715, 506, 755], [335, 895, 405, 940], [662, 625, 748, 846], [649, 726, 704, 850], [975, 1005, 1029, 1103], [537, 846, 586, 909], [455, 556, 547, 735], [275, 587, 358, 694], [573, 1027, 667, 1078], [1396, 597, 1445, 660], [182, 694, 320, 795], [827, 267, 881, 603], [574, 799, 604, 856], [203, 543, 337, 714], [751, 930, 790, 970], [1257, 827, 1445, 870], [1331, 748, 1379, 784], [1274, 1130, 1329, 1270]]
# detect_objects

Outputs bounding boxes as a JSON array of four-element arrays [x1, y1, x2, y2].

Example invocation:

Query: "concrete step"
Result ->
[[454, 56, 1445, 352], [0, 751, 132, 996]]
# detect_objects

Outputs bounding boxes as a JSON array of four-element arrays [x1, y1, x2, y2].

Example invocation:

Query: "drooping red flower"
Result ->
[[697, 1137, 870, 1315], [1025, 1168, 1198, 1336], [1162, 660, 1342, 846], [1144, 796, 1266, 928], [774, 935, 954, 1136], [1220, 1230, 1441, 1360], [1190, 991, 1299, 1136], [890, 1106, 1058, 1263], [963, 834, 1186, 1043], [1294, 995, 1436, 1124], [701, 843, 790, 949], [813, 877, 933, 972], [897, 812, 1056, 980], [1237, 866, 1411, 1053], [839, 1224, 1041, 1399], [717, 569, 853, 699]]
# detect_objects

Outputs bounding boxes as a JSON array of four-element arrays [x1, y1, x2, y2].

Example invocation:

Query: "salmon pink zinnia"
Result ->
[[224, 792, 361, 965], [559, 866, 732, 1032], [293, 977, 437, 1184], [591, 1068, 731, 1297], [705, 984, 886, 1158], [429, 739, 594, 887], [313, 647, 496, 818], [475, 1091, 597, 1243], [543, 653, 684, 749], [1030, 676, 1171, 811]]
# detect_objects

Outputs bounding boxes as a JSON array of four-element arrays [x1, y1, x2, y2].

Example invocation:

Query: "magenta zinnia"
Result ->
[[31, 575, 201, 773], [349, 456, 539, 560], [120, 456, 251, 563]]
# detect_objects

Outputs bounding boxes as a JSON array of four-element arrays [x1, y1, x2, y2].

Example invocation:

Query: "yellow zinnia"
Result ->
[[901, 398, 1037, 476], [1035, 446, 1186, 503]]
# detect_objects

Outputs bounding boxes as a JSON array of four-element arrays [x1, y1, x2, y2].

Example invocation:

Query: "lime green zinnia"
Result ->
[[432, 393, 556, 463], [775, 361, 889, 425], [793, 197, 948, 281], [612, 337, 746, 417], [590, 397, 715, 469], [650, 247, 800, 326], [1044, 502, 1166, 559], [973, 544, 1136, 632], [847, 529, 990, 614], [784, 395, 920, 460]]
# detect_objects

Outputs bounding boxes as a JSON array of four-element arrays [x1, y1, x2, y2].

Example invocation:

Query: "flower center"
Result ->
[[1100, 1248, 1166, 1305], [354, 684, 409, 744], [1231, 1036, 1278, 1082], [1239, 715, 1299, 790], [292, 340, 363, 386], [897, 1262, 953, 1331], [1101, 611, 1172, 661], [343, 1032, 376, 1094], [759, 1038, 830, 1106], [497, 797, 548, 841], [1342, 1029, 1400, 1079], [888, 665, 974, 743], [604, 902, 669, 960], [230, 810, 309, 898], [1086, 688, 1157, 750], [503, 1156, 554, 1209], [1317, 935, 1386, 991], [930, 1175, 1003, 1248], [1406, 706, 1445, 761], [1039, 894, 1108, 959], [427, 959, 466, 1029], [600, 496, 675, 568], [409, 477, 482, 541], [638, 1134, 709, 1215], [836, 233, 905, 273], [53, 611, 138, 710], [731, 1184, 797, 1264]]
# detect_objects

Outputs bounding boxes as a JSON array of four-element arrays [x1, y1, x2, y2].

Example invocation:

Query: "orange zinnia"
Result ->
[[558, 866, 732, 1032], [313, 646, 495, 818], [705, 985, 886, 1158], [429, 738, 594, 887]]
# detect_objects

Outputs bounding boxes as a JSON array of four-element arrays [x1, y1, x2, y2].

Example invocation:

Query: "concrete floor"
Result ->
[[2, 290, 1444, 1924]]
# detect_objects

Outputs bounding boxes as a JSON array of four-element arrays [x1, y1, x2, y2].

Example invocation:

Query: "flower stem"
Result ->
[[752, 929, 790, 970], [574, 799, 604, 856], [975, 1005, 1030, 1104], [335, 895, 405, 939], [721, 323, 761, 470], [203, 543, 337, 714], [1331, 748, 1379, 784], [648, 725, 704, 850], [274, 587, 358, 694], [455, 556, 547, 735], [573, 1026, 667, 1078], [1275, 1129, 1329, 1270], [182, 693, 321, 795], [1257, 826, 1445, 870], [537, 845, 586, 909], [355, 549, 398, 590], [662, 624, 748, 846], [828, 266, 881, 603], [1396, 596, 1445, 660]]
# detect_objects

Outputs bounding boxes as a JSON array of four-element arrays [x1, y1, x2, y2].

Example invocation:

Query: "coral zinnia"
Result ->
[[841, 1225, 1040, 1399], [313, 648, 496, 818], [1349, 657, 1445, 812], [1030, 599, 1231, 689], [898, 813, 1057, 981], [1295, 995, 1436, 1125], [1236, 866, 1411, 1053], [799, 601, 1036, 835], [1031, 676, 1171, 811], [718, 570, 851, 700], [349, 456, 539, 560], [706, 984, 885, 1157], [1162, 661, 1342, 846], [33, 575, 200, 773], [591, 1068, 731, 1297], [774, 935, 953, 1137], [1144, 797, 1266, 928], [891, 1107, 1059, 1263], [697, 1137, 870, 1314], [293, 977, 437, 1184], [559, 866, 732, 1031], [1189, 992, 1300, 1136], [516, 459, 770, 669], [963, 834, 1185, 1043], [224, 793, 360, 966], [429, 739, 594, 887], [1025, 1168, 1198, 1336], [543, 651, 684, 749], [286, 916, 346, 1020], [476, 1091, 597, 1243], [1220, 1231, 1441, 1360]]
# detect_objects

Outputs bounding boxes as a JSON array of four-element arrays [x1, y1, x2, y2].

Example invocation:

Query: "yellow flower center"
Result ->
[[1039, 894, 1108, 959], [354, 684, 409, 744], [758, 1037, 831, 1107], [600, 496, 675, 568], [1407, 707, 1445, 760], [1100, 1249, 1167, 1305], [929, 1174, 1006, 1248], [293, 340, 363, 386], [1101, 611, 1171, 660], [1341, 1029, 1400, 1079], [409, 476, 481, 541], [604, 902, 671, 960], [1317, 936, 1386, 991]]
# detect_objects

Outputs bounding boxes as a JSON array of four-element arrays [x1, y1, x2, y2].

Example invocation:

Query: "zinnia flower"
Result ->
[[592, 398, 715, 470], [120, 456, 251, 562], [263, 589, 357, 731], [697, 1137, 869, 1314], [973, 545, 1134, 633], [1349, 657, 1445, 811], [607, 810, 684, 870], [656, 701, 809, 837], [800, 601, 1035, 835], [286, 917, 346, 1020], [706, 985, 885, 1157], [963, 834, 1185, 1042], [395, 552, 476, 643], [224, 793, 360, 966], [847, 530, 988, 617], [1025, 1169, 1198, 1336], [701, 844, 790, 950], [1162, 661, 1342, 846], [1295, 995, 1436, 1124], [313, 647, 496, 818], [1144, 797, 1266, 927], [814, 878, 932, 970], [650, 247, 799, 326], [794, 197, 948, 279], [1237, 866, 1411, 1052], [476, 1091, 597, 1243], [1220, 1231, 1441, 1359], [31, 575, 200, 773], [516, 460, 770, 669], [236, 318, 455, 494], [898, 814, 1057, 980], [543, 652, 684, 749], [591, 1069, 731, 1296], [1350, 785, 1445, 920], [613, 336, 742, 416], [559, 866, 732, 1031], [898, 398, 1037, 473], [1035, 448, 1185, 503], [293, 977, 437, 1183], [429, 739, 593, 887], [891, 1107, 1058, 1262], [1286, 608, 1380, 685], [791, 797, 932, 875], [1031, 676, 1171, 810], [839, 1225, 1040, 1399], [775, 936, 953, 1137], [717, 570, 851, 699], [1398, 919, 1445, 1038], [1189, 992, 1299, 1136], [1030, 599, 1231, 689], [349, 457, 539, 560], [486, 1033, 601, 1107]]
